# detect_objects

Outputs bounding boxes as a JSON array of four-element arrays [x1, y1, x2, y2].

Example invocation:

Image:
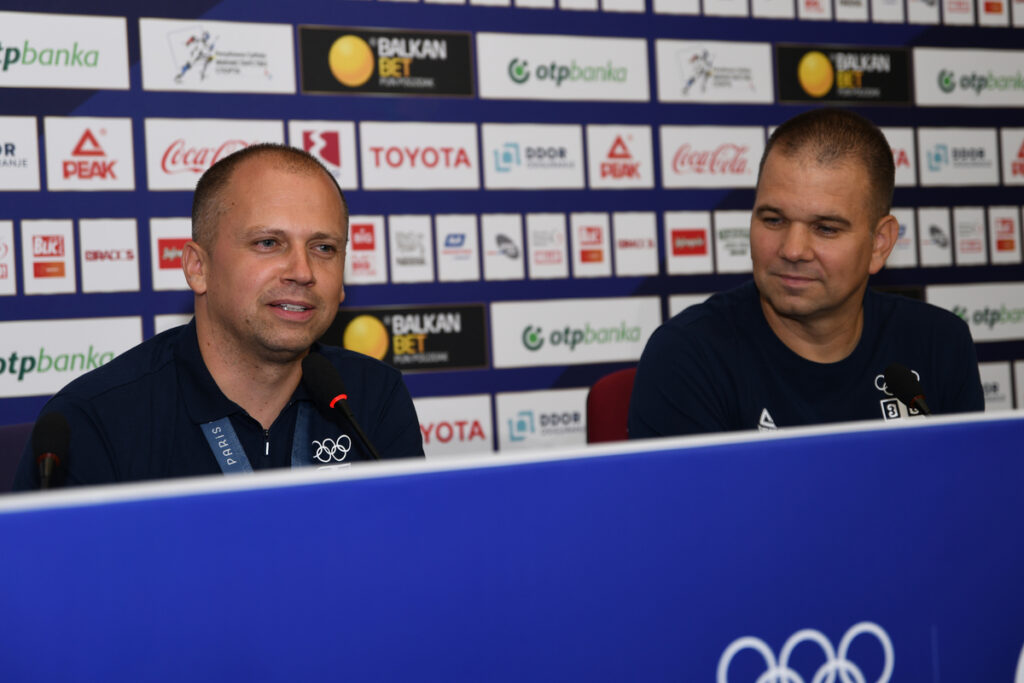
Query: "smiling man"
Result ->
[[629, 109, 983, 437], [16, 144, 423, 488]]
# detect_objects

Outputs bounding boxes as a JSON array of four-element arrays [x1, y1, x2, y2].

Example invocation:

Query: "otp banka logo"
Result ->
[[312, 434, 352, 463], [521, 322, 641, 352], [506, 58, 627, 86], [717, 622, 894, 683], [938, 70, 956, 93]]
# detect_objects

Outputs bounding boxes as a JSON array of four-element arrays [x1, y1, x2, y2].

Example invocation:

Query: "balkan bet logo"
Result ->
[[63, 129, 116, 180], [672, 229, 707, 255], [601, 136, 640, 179], [32, 235, 65, 278], [302, 130, 341, 166], [158, 238, 189, 269], [350, 223, 375, 251]]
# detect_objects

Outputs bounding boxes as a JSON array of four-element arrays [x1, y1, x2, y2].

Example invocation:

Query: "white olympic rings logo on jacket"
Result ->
[[312, 434, 352, 463], [717, 621, 893, 683]]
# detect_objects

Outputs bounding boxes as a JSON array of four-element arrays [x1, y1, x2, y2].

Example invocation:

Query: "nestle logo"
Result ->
[[33, 235, 64, 258], [671, 143, 749, 175], [161, 139, 249, 175], [671, 229, 707, 255], [351, 224, 375, 251], [158, 237, 190, 269], [445, 233, 466, 248], [85, 249, 135, 262]]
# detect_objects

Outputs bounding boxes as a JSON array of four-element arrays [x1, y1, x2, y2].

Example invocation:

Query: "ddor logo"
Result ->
[[717, 621, 893, 683], [672, 144, 749, 175], [0, 40, 99, 71], [161, 139, 248, 175], [64, 129, 116, 180], [369, 146, 471, 169]]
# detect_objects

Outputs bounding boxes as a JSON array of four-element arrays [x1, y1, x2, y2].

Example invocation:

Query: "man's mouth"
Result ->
[[275, 303, 310, 312]]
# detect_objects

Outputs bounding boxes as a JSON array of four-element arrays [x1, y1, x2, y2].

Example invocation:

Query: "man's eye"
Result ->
[[816, 225, 839, 236], [314, 244, 336, 254], [255, 239, 277, 248], [762, 216, 782, 226]]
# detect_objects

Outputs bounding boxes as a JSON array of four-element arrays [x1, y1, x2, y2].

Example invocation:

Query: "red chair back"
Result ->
[[586, 368, 637, 444]]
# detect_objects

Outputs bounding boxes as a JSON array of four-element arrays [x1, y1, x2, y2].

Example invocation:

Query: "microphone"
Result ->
[[884, 363, 932, 416], [33, 412, 70, 489], [301, 352, 381, 461]]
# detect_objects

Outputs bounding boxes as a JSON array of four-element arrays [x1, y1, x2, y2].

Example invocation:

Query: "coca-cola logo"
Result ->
[[671, 143, 749, 176], [161, 139, 250, 175]]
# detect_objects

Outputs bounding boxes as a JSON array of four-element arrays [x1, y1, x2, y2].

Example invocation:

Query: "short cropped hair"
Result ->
[[191, 143, 348, 249], [758, 109, 895, 220]]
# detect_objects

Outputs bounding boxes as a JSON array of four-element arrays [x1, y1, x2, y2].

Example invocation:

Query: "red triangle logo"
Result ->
[[607, 136, 631, 160], [72, 129, 105, 157]]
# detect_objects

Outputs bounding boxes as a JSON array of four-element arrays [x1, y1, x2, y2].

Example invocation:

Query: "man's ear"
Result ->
[[181, 240, 209, 295], [869, 214, 899, 275]]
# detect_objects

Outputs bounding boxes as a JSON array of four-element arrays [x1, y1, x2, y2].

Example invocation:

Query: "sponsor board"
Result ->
[[612, 212, 658, 276], [1001, 127, 1024, 185], [943, 0, 976, 23], [44, 117, 134, 191], [653, 0, 701, 13], [145, 118, 284, 191], [345, 215, 388, 285], [660, 126, 763, 189], [435, 214, 480, 282], [586, 125, 654, 190], [776, 45, 911, 104], [388, 214, 434, 283], [0, 221, 16, 296], [481, 214, 525, 281], [752, 0, 796, 18], [496, 387, 588, 451], [908, 0, 941, 22], [918, 207, 953, 267], [79, 219, 139, 293], [150, 217, 192, 291], [871, 0, 906, 22], [917, 127, 999, 186], [0, 116, 40, 191], [988, 206, 1023, 264], [603, 0, 646, 11], [491, 296, 660, 368], [835, 0, 869, 21], [413, 394, 494, 458], [525, 213, 569, 280], [571, 213, 611, 278], [476, 32, 649, 102], [797, 0, 833, 19], [664, 211, 713, 275], [914, 47, 1024, 107], [704, 0, 750, 16], [0, 10, 128, 90], [979, 361, 1013, 411], [287, 120, 359, 189], [927, 282, 1024, 342], [0, 316, 141, 398], [887, 208, 919, 268], [952, 206, 988, 265], [714, 210, 753, 273], [139, 18, 295, 94], [482, 123, 585, 190], [326, 303, 488, 371], [359, 121, 479, 190], [154, 314, 193, 335], [1017, 361, 1024, 409], [668, 293, 711, 317], [299, 26, 473, 97], [21, 219, 75, 295], [881, 127, 917, 187], [655, 40, 773, 104]]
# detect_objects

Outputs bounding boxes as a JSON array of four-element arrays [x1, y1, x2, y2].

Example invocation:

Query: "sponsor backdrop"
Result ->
[[1, 1, 1022, 457]]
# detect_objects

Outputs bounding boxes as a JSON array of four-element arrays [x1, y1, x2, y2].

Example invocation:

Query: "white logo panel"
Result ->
[[0, 116, 41, 191], [476, 32, 649, 102], [887, 208, 919, 269], [943, 0, 976, 24], [435, 214, 480, 283], [665, 211, 713, 275], [345, 215, 388, 285], [149, 217, 192, 291], [0, 221, 16, 296], [1001, 127, 1024, 185], [526, 213, 569, 280], [668, 293, 711, 317], [139, 18, 295, 94], [496, 387, 588, 451], [914, 47, 1024, 107], [360, 121, 479, 190], [491, 296, 660, 368], [656, 40, 773, 104], [0, 11, 128, 90], [414, 394, 494, 458], [612, 212, 658, 276], [927, 282, 1024, 342], [908, 0, 941, 22], [714, 210, 752, 273], [881, 126, 917, 187], [145, 118, 284, 190], [44, 117, 135, 191], [661, 126, 764, 189], [79, 219, 139, 293], [918, 207, 953, 267], [917, 127, 999, 187], [570, 212, 611, 278], [871, 0, 905, 21], [482, 214, 525, 281], [154, 314, 193, 335], [952, 206, 988, 265], [988, 206, 1022, 264], [979, 361, 1013, 411], [482, 123, 584, 190], [288, 120, 359, 189], [586, 125, 654, 190], [21, 219, 75, 295], [388, 215, 434, 283]]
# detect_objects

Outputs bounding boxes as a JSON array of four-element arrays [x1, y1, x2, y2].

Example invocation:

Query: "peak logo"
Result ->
[[602, 136, 640, 179], [63, 128, 116, 180], [45, 117, 134, 190]]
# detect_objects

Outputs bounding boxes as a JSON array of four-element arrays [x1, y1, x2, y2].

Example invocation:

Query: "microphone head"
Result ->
[[301, 351, 349, 411], [32, 411, 70, 459], [883, 363, 925, 405]]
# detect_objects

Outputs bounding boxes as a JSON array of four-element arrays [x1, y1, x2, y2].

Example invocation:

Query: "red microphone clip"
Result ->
[[329, 394, 348, 409]]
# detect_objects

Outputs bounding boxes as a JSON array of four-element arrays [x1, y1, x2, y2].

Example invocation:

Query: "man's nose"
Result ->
[[284, 247, 315, 285], [779, 224, 813, 261]]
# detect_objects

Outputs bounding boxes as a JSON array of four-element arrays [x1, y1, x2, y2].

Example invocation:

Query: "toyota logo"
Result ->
[[717, 621, 894, 683], [312, 434, 352, 463]]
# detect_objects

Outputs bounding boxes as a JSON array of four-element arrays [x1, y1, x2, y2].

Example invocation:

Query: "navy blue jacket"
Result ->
[[14, 321, 423, 489], [629, 281, 984, 437]]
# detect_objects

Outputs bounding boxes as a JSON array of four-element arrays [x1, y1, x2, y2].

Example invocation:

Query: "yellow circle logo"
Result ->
[[343, 314, 389, 360], [797, 51, 834, 98], [328, 35, 375, 88]]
